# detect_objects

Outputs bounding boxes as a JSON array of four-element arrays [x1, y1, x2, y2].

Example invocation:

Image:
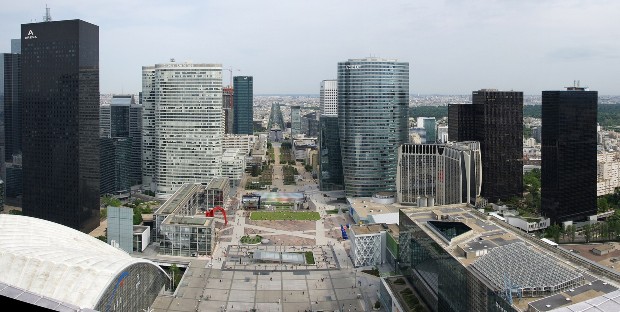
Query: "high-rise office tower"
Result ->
[[319, 79, 342, 190], [448, 90, 523, 202], [21, 20, 100, 233], [541, 88, 598, 223], [223, 87, 234, 134], [417, 117, 437, 143], [397, 142, 482, 206], [291, 105, 301, 139], [233, 76, 253, 134], [142, 62, 223, 195], [301, 112, 319, 137], [338, 57, 409, 197], [319, 115, 344, 191], [320, 80, 338, 116], [100, 95, 142, 193], [3, 39, 21, 164]]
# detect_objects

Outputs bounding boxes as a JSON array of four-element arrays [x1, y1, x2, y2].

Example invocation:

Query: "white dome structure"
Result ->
[[0, 215, 169, 311]]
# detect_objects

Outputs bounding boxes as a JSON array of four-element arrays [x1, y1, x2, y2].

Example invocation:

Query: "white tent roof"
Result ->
[[0, 215, 166, 309]]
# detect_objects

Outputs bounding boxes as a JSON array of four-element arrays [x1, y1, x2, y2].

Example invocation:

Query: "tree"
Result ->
[[102, 195, 121, 207], [549, 224, 562, 243], [96, 235, 107, 242], [8, 209, 22, 215], [133, 208, 143, 225], [566, 225, 577, 243], [169, 264, 182, 289], [100, 207, 107, 220], [583, 224, 593, 243], [598, 197, 610, 213]]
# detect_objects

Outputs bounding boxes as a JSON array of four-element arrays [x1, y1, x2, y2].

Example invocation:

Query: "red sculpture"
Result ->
[[205, 206, 228, 226]]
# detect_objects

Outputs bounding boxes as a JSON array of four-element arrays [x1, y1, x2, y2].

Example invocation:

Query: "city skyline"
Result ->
[[1, 1, 619, 95]]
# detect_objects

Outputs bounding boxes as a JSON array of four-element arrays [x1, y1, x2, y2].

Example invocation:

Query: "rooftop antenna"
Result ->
[[170, 58, 175, 62], [43, 5, 52, 22]]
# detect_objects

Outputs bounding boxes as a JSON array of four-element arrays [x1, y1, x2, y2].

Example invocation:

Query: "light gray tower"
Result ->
[[291, 105, 301, 140], [142, 62, 223, 196], [320, 80, 338, 117], [338, 57, 409, 197]]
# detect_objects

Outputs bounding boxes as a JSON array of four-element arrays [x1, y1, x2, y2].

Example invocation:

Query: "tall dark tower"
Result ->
[[3, 41, 21, 163], [541, 87, 597, 223], [21, 20, 100, 233], [448, 90, 523, 202], [233, 76, 253, 134]]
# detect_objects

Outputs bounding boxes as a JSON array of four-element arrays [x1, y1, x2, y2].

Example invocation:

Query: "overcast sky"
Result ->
[[1, 0, 619, 95]]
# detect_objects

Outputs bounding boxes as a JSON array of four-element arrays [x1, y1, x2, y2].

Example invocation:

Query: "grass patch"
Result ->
[[400, 288, 422, 311], [250, 211, 320, 221], [325, 209, 339, 214], [362, 267, 380, 277], [305, 251, 315, 264], [240, 235, 263, 244]]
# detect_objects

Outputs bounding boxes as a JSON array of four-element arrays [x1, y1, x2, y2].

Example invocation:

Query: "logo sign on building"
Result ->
[[345, 65, 361, 69], [24, 30, 37, 40]]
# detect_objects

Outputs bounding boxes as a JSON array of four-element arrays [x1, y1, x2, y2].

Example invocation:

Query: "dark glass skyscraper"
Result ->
[[21, 20, 100, 233], [338, 57, 409, 197], [319, 116, 343, 191], [233, 76, 253, 134], [541, 89, 598, 223], [3, 51, 21, 162], [100, 95, 142, 193], [448, 90, 523, 202]]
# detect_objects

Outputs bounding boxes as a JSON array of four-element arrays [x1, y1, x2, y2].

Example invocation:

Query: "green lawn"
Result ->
[[250, 211, 320, 221], [240, 235, 263, 244]]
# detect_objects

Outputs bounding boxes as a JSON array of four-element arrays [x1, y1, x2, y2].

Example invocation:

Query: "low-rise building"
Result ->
[[206, 177, 230, 208], [348, 193, 401, 225], [349, 223, 388, 267], [221, 149, 245, 187], [158, 215, 216, 257], [153, 181, 225, 256], [223, 134, 255, 156], [398, 204, 617, 312]]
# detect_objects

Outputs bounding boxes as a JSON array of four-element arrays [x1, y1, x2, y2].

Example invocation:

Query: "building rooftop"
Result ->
[[470, 242, 584, 293], [163, 215, 213, 227], [530, 280, 618, 311], [155, 183, 204, 215], [133, 225, 150, 234], [207, 177, 229, 191], [350, 223, 386, 235], [348, 197, 402, 219], [0, 215, 168, 309]]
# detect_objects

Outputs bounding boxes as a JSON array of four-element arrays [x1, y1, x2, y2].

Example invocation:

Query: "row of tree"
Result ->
[[546, 214, 620, 243]]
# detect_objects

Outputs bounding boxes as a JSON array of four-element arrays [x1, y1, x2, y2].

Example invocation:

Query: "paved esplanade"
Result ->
[[151, 143, 383, 311]]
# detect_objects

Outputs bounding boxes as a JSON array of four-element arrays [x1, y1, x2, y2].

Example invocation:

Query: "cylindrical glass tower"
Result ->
[[338, 58, 409, 197]]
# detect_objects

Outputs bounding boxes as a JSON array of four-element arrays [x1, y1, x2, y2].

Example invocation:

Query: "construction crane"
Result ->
[[223, 67, 240, 87]]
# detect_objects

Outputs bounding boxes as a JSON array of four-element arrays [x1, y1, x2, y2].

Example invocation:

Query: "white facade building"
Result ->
[[223, 134, 255, 156], [320, 80, 338, 116], [142, 62, 223, 196], [597, 151, 620, 196], [221, 149, 246, 187], [349, 223, 388, 267], [397, 141, 482, 206]]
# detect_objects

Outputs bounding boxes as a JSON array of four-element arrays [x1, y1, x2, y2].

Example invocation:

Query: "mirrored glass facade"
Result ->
[[319, 116, 344, 191], [448, 90, 523, 202], [338, 58, 409, 197], [398, 211, 515, 312], [541, 90, 598, 223], [233, 76, 253, 135], [21, 20, 100, 233]]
